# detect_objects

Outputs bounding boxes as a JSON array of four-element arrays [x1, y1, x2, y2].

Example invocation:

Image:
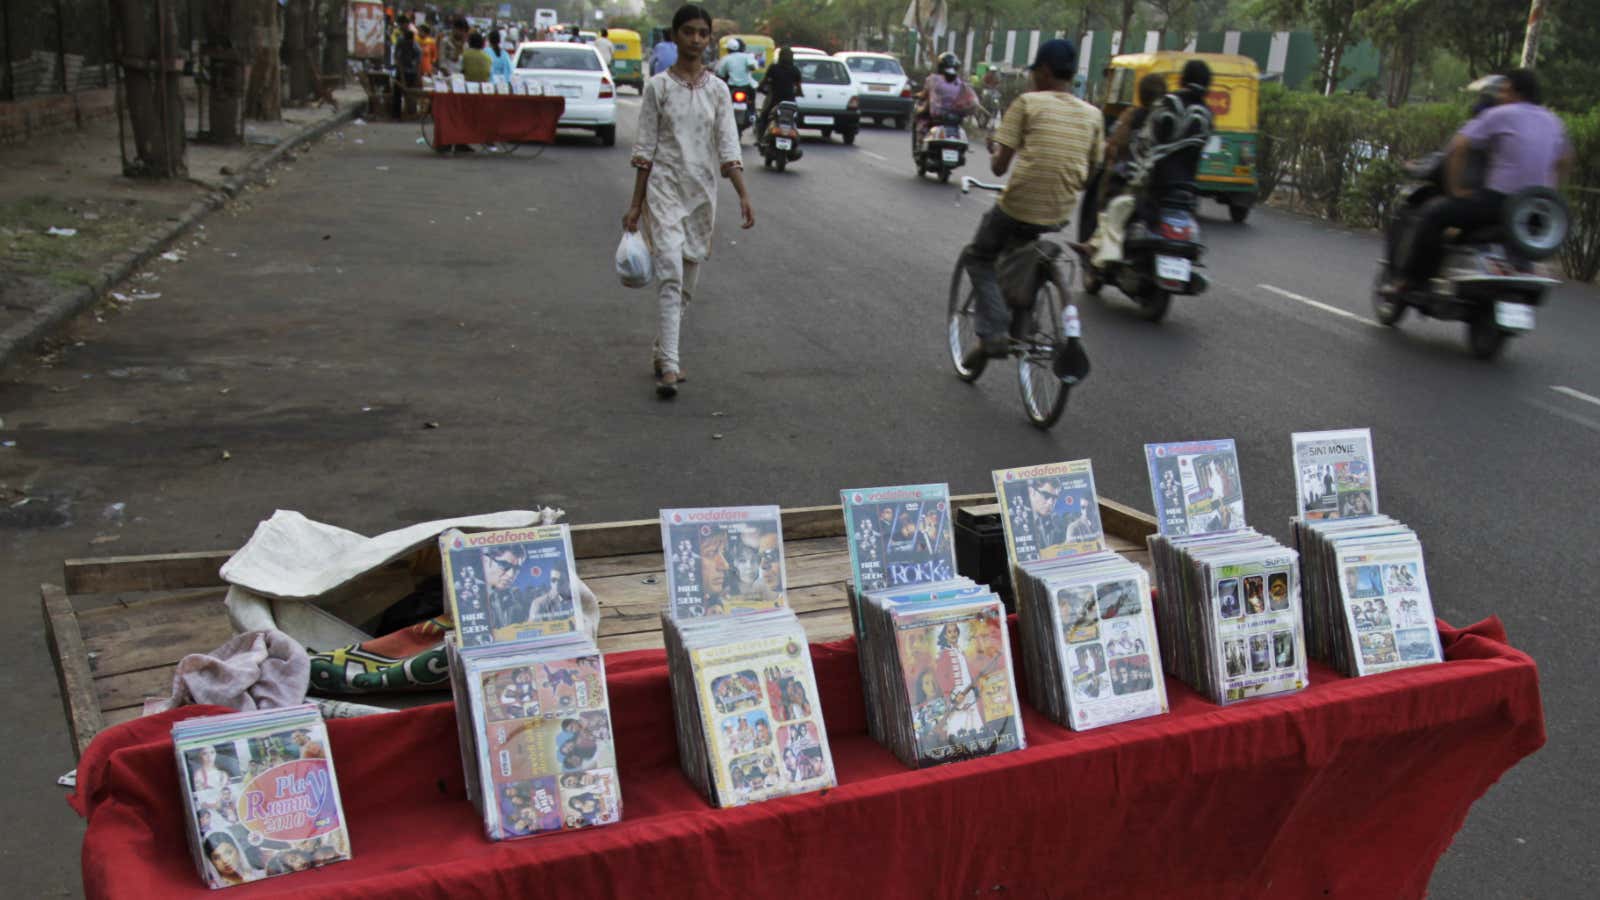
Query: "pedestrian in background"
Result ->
[[488, 30, 514, 83], [393, 27, 421, 118], [623, 3, 754, 398], [418, 24, 437, 77], [463, 32, 492, 83], [594, 28, 615, 69], [437, 17, 467, 76], [651, 33, 678, 76]]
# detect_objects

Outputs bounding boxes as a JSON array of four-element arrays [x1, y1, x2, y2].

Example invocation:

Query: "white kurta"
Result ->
[[631, 69, 741, 265]]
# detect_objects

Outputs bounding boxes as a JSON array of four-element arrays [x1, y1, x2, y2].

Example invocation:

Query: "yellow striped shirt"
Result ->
[[995, 91, 1105, 227]]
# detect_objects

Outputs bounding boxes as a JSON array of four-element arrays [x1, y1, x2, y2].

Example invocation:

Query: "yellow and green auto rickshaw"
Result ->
[[1101, 51, 1260, 223], [606, 28, 644, 92], [718, 34, 776, 81]]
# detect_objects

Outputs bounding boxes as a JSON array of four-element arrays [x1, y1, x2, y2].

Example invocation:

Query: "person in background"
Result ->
[[1387, 68, 1571, 295], [437, 17, 467, 77], [651, 33, 678, 76], [594, 28, 615, 69], [1081, 73, 1167, 263], [623, 3, 755, 399], [959, 39, 1102, 370], [756, 46, 803, 136], [488, 29, 514, 82], [463, 32, 493, 83], [392, 26, 421, 117], [418, 24, 437, 77], [915, 53, 978, 144]]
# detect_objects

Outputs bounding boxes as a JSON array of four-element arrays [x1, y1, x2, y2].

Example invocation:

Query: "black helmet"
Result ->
[[938, 53, 961, 76]]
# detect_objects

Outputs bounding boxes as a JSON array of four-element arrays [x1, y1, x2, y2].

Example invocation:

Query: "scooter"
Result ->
[[1376, 158, 1568, 360], [914, 111, 968, 184], [1079, 186, 1210, 322], [759, 100, 803, 172], [729, 85, 756, 137]]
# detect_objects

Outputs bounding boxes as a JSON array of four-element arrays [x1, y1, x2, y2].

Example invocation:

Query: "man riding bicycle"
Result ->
[[960, 39, 1103, 374]]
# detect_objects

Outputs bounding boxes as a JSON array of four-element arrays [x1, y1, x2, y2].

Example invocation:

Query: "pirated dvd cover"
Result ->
[[839, 484, 957, 596], [660, 506, 788, 620], [440, 525, 581, 647], [991, 460, 1105, 564]]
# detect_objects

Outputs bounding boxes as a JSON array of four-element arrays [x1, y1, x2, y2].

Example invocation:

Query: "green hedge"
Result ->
[[1259, 84, 1600, 281]]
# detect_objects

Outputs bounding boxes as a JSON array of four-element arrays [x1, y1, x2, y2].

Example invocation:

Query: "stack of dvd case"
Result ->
[[995, 460, 1169, 730], [1144, 440, 1310, 705], [839, 483, 1025, 766], [659, 506, 838, 807], [856, 581, 1025, 766], [173, 704, 351, 888], [1289, 429, 1444, 676], [441, 525, 622, 840]]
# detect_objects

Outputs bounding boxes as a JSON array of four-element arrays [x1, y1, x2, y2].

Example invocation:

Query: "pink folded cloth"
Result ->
[[163, 629, 310, 712]]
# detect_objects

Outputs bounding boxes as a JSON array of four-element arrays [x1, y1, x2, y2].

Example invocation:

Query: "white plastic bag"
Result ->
[[616, 230, 653, 288]]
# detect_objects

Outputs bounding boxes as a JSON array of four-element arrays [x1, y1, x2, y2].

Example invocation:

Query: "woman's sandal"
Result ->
[[655, 370, 681, 398], [653, 360, 687, 383]]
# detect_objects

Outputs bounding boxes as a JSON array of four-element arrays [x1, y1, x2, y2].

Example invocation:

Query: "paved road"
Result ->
[[3, 95, 1595, 895]]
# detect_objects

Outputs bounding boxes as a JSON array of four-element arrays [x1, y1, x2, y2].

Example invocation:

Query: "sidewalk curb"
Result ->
[[0, 99, 365, 372]]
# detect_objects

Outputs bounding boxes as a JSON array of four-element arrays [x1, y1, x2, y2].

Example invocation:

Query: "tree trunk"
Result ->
[[111, 0, 186, 177], [245, 0, 281, 120], [204, 0, 252, 143], [1118, 0, 1136, 54], [286, 0, 310, 101], [324, 1, 348, 83], [1520, 0, 1547, 67]]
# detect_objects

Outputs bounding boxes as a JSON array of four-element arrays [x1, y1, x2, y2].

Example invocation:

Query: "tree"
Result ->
[[1253, 0, 1369, 93], [286, 0, 311, 102], [245, 0, 282, 121], [1361, 0, 1439, 106], [203, 0, 253, 144], [111, 0, 186, 177], [1435, 0, 1525, 74]]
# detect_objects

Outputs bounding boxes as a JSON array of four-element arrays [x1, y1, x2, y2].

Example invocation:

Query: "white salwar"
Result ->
[[631, 69, 742, 375]]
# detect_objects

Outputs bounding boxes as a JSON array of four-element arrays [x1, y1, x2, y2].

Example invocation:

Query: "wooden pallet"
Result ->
[[42, 495, 1156, 759]]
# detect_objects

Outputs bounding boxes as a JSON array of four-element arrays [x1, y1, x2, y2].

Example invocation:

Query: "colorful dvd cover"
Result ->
[[660, 506, 788, 620], [1144, 439, 1247, 537], [991, 459, 1105, 563], [440, 525, 581, 647], [839, 484, 957, 595], [1292, 428, 1379, 521]]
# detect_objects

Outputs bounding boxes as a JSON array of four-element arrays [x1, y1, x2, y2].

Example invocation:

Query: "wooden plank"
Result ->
[[597, 582, 852, 639], [597, 606, 857, 654], [76, 588, 228, 636], [95, 664, 178, 715], [42, 584, 105, 759], [584, 548, 854, 613], [63, 550, 233, 595], [1100, 496, 1158, 544], [82, 601, 235, 679], [575, 535, 846, 581]]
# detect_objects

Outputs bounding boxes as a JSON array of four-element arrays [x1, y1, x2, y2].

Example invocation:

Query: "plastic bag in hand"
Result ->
[[615, 231, 653, 288]]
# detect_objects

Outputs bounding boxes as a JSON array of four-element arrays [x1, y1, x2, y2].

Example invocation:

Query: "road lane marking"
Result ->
[[1258, 284, 1377, 327], [861, 150, 888, 161], [1528, 398, 1600, 435], [1551, 385, 1600, 408]]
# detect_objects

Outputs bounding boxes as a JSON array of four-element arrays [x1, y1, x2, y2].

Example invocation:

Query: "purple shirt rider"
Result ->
[[1457, 101, 1568, 195]]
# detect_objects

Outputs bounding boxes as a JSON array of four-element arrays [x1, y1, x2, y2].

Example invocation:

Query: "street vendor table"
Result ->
[[427, 92, 565, 147], [48, 499, 1544, 898]]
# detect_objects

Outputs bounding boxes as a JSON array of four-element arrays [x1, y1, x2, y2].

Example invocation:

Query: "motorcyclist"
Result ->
[[1082, 60, 1212, 266], [1386, 75, 1504, 272], [715, 37, 759, 94], [1080, 73, 1168, 262], [1386, 68, 1570, 294], [958, 39, 1103, 370], [757, 47, 804, 138], [915, 53, 978, 146]]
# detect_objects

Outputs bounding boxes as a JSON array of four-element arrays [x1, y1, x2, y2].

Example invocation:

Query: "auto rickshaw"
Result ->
[[606, 28, 644, 92], [1099, 51, 1260, 223], [718, 34, 776, 80]]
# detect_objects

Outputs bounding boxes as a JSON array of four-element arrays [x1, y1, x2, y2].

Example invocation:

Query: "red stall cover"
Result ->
[[72, 617, 1542, 900], [429, 94, 566, 147]]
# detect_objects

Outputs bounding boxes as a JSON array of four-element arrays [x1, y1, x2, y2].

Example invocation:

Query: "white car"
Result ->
[[512, 41, 617, 145], [791, 53, 861, 144], [835, 52, 913, 130]]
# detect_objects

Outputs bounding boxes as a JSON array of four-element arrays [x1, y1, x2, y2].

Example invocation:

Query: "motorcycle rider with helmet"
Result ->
[[1384, 68, 1571, 296], [915, 53, 978, 145], [715, 37, 760, 137]]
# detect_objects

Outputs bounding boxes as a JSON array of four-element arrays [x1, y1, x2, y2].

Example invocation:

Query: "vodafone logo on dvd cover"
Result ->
[[1155, 446, 1168, 458], [852, 492, 863, 505], [530, 566, 543, 577]]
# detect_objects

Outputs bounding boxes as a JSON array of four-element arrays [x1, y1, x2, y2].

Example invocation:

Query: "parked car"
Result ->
[[512, 42, 618, 146], [835, 51, 913, 129], [791, 53, 861, 143]]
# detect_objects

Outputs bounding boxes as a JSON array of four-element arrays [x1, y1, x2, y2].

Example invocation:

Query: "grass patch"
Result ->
[[0, 194, 148, 285]]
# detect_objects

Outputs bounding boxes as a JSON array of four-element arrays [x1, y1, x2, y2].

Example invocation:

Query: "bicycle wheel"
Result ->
[[420, 113, 436, 150], [947, 248, 983, 383], [1016, 266, 1072, 429]]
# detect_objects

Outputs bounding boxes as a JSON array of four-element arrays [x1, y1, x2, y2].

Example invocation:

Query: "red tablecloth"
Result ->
[[71, 617, 1542, 899], [429, 93, 565, 147]]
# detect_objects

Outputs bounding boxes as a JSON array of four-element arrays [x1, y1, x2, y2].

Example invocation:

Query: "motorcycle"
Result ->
[[729, 84, 757, 137], [1079, 185, 1210, 322], [1376, 156, 1568, 360], [914, 111, 968, 184], [759, 100, 803, 172]]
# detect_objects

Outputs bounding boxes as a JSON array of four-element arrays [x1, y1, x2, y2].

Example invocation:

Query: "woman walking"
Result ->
[[623, 4, 755, 398]]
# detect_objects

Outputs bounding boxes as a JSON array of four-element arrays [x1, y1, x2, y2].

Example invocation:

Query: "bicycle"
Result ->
[[420, 113, 537, 158], [947, 176, 1082, 429]]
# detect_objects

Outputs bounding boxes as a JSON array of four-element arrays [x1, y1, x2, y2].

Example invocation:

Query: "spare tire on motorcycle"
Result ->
[[1501, 186, 1569, 261]]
